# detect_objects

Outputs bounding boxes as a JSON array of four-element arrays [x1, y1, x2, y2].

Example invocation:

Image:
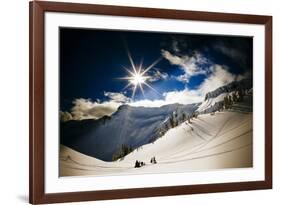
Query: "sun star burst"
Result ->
[[118, 49, 162, 99], [131, 72, 146, 85]]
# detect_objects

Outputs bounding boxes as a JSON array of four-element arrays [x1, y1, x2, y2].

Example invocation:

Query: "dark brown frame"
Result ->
[[29, 1, 272, 204]]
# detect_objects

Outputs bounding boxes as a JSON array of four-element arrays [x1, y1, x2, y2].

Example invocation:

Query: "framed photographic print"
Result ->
[[29, 1, 272, 204]]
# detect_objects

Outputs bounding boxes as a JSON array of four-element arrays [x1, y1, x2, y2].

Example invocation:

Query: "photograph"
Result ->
[[59, 28, 253, 177], [29, 1, 272, 203]]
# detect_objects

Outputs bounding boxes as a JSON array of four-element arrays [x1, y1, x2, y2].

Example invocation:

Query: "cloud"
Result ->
[[129, 99, 168, 107], [70, 98, 121, 121], [60, 92, 131, 121], [147, 69, 169, 82], [172, 40, 180, 52], [174, 74, 189, 82], [128, 88, 202, 107], [164, 89, 203, 104], [129, 64, 237, 107], [170, 37, 188, 53], [60, 111, 73, 122], [61, 65, 239, 120], [197, 64, 236, 96], [104, 92, 130, 103], [165, 65, 236, 104], [161, 50, 210, 83], [214, 42, 246, 64]]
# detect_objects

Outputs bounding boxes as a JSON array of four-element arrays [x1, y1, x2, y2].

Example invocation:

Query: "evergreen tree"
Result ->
[[224, 96, 229, 109], [112, 144, 133, 161], [169, 114, 174, 128], [182, 113, 186, 121], [174, 111, 178, 119], [193, 112, 198, 118], [174, 119, 178, 127], [232, 92, 238, 103], [228, 95, 233, 109], [238, 89, 244, 102], [165, 123, 170, 131], [187, 116, 191, 123]]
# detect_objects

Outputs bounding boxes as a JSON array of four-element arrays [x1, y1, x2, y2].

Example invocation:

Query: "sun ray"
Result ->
[[139, 58, 144, 71], [139, 83, 145, 97], [119, 47, 162, 99], [117, 77, 132, 80], [122, 66, 135, 76], [131, 84, 137, 99], [141, 57, 163, 75], [122, 82, 133, 91], [143, 82, 161, 96], [126, 49, 137, 74]]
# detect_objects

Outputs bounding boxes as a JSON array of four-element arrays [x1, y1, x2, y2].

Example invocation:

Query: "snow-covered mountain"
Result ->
[[197, 78, 253, 113], [60, 111, 253, 176], [60, 103, 199, 161], [204, 78, 252, 101], [61, 78, 253, 162]]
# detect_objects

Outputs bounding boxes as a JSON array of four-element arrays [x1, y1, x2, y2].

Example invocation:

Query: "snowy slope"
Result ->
[[197, 92, 229, 113], [60, 111, 253, 176], [197, 78, 253, 113], [204, 78, 252, 100], [60, 103, 199, 161]]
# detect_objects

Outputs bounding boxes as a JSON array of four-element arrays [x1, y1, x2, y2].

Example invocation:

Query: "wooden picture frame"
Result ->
[[29, 1, 272, 204]]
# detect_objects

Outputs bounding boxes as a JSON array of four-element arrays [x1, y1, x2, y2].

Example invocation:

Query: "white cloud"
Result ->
[[70, 98, 121, 120], [104, 92, 130, 103], [164, 89, 203, 104], [170, 37, 188, 53], [172, 40, 180, 52], [62, 66, 238, 120], [62, 92, 130, 121], [129, 99, 168, 107], [174, 74, 189, 82], [197, 64, 236, 96], [128, 88, 202, 107], [161, 49, 209, 83], [129, 64, 236, 107], [147, 69, 169, 82]]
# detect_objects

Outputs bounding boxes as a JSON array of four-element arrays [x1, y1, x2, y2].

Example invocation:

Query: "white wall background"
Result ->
[[0, 0, 279, 204]]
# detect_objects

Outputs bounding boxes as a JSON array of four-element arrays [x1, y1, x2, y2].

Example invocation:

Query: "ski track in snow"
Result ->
[[60, 111, 253, 177]]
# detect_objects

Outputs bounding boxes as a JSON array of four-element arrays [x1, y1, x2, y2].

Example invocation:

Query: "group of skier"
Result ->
[[134, 156, 157, 168]]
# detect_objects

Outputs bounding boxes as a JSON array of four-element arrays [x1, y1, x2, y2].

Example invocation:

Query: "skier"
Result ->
[[150, 157, 157, 164], [134, 160, 140, 168]]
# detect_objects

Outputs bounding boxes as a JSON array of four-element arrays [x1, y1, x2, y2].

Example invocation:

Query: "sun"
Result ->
[[119, 65, 151, 99], [131, 72, 146, 86], [118, 48, 162, 99]]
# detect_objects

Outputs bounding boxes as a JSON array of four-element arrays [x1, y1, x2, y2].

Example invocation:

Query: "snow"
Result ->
[[60, 111, 253, 177], [196, 92, 230, 112], [61, 103, 199, 161]]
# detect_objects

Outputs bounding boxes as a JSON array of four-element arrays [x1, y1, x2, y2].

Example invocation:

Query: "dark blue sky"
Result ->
[[60, 28, 252, 111]]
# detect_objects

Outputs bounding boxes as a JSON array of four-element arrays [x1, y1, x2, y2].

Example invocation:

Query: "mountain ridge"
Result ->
[[204, 78, 252, 101], [61, 102, 199, 161], [60, 78, 253, 162]]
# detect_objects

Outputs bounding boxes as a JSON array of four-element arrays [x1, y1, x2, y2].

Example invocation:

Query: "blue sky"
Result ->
[[59, 28, 252, 120]]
